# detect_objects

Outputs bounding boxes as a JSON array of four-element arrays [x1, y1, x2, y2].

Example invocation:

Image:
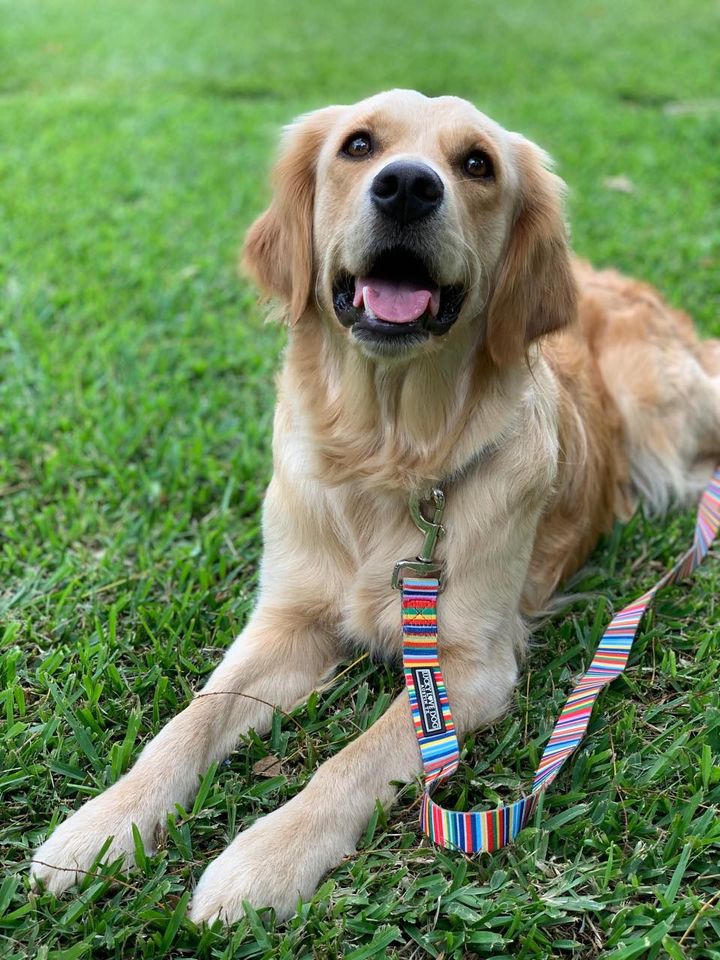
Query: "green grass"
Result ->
[[1, 0, 720, 957]]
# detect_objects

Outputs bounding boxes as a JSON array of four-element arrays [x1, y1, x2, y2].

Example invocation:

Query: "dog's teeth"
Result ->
[[430, 290, 441, 317], [353, 279, 365, 309], [351, 284, 370, 311]]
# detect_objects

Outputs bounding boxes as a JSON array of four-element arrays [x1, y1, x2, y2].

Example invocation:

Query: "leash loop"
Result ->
[[401, 467, 720, 853]]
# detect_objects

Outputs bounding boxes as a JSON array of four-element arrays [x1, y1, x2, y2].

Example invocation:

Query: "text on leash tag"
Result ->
[[412, 667, 446, 736]]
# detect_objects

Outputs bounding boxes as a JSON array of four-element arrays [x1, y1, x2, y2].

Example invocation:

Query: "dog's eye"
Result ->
[[464, 150, 495, 180], [342, 132, 373, 159]]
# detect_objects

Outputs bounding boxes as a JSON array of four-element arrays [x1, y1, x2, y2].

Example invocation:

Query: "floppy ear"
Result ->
[[486, 138, 577, 366], [242, 106, 343, 324]]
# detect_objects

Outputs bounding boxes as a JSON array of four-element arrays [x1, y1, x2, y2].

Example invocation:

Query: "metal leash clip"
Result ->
[[392, 488, 446, 589]]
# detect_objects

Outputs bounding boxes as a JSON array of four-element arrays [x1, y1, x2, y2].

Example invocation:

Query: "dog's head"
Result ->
[[244, 89, 576, 366]]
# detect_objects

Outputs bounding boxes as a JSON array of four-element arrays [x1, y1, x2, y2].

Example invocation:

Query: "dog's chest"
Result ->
[[329, 492, 435, 658], [339, 571, 406, 659]]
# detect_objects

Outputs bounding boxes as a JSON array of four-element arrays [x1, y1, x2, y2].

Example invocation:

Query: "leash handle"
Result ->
[[402, 468, 720, 853]]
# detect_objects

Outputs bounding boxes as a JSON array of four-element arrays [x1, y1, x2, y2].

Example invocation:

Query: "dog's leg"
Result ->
[[31, 608, 338, 894], [189, 642, 518, 924]]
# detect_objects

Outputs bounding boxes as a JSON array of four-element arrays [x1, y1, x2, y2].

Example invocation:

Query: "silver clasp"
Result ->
[[392, 488, 446, 589]]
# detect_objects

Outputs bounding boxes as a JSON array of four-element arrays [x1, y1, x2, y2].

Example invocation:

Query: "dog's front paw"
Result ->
[[31, 782, 162, 895], [189, 799, 353, 925]]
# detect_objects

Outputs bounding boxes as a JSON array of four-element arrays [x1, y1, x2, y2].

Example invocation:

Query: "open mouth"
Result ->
[[332, 246, 464, 350]]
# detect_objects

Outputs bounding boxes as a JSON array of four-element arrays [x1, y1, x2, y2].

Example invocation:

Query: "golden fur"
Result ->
[[32, 90, 720, 924]]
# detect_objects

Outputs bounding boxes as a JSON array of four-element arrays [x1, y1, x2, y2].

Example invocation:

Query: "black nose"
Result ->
[[370, 160, 444, 225]]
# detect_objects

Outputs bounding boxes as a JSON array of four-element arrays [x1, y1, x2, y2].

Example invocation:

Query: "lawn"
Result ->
[[1, 0, 720, 957]]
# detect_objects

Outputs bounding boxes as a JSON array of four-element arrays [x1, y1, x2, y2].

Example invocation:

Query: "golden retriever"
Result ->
[[31, 89, 720, 924]]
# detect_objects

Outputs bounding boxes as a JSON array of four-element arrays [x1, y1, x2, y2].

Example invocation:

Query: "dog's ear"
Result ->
[[486, 138, 577, 366], [242, 106, 343, 324]]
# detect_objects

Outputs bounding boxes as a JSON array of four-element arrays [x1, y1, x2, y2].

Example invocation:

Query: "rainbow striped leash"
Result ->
[[399, 467, 720, 853]]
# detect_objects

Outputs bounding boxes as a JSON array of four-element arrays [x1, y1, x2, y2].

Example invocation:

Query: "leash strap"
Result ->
[[402, 468, 720, 853]]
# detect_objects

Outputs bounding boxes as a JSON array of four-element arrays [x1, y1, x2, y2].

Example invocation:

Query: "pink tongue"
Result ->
[[353, 277, 434, 324]]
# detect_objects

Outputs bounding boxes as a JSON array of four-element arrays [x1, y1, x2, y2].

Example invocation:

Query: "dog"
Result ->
[[31, 89, 720, 924]]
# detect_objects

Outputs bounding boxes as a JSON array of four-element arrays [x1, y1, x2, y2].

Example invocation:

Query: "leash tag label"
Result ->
[[412, 667, 446, 736]]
